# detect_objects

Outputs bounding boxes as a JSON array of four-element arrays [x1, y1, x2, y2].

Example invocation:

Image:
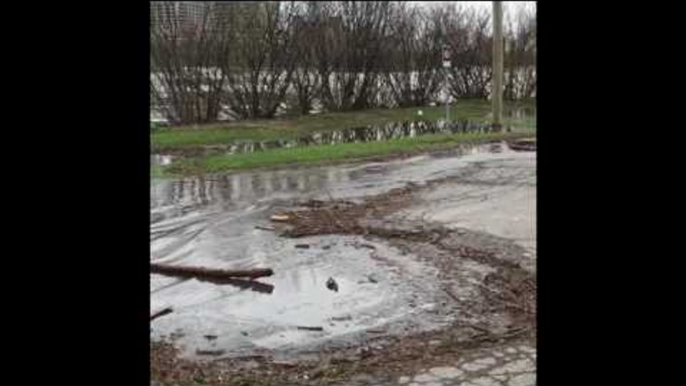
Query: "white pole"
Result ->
[[443, 46, 451, 122]]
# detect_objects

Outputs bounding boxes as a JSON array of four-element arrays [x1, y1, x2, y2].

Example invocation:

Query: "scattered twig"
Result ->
[[151, 306, 173, 321], [196, 349, 226, 356], [270, 214, 290, 222]]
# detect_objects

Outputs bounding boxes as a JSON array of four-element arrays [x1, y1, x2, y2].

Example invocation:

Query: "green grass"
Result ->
[[163, 130, 533, 176], [150, 165, 164, 179], [151, 99, 535, 151]]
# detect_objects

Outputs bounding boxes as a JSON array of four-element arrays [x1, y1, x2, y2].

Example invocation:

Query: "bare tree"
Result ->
[[318, 1, 398, 111], [289, 2, 325, 115], [441, 5, 493, 99], [150, 1, 536, 126], [224, 2, 298, 119], [383, 4, 445, 108], [150, 2, 233, 125], [504, 2, 536, 101]]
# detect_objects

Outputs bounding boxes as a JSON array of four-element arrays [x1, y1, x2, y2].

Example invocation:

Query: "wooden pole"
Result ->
[[492, 2, 504, 131]]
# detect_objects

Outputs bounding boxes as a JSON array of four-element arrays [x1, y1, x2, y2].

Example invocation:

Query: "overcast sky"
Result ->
[[409, 2, 536, 11]]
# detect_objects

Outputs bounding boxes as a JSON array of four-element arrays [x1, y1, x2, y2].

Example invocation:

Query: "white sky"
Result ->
[[409, 2, 536, 12]]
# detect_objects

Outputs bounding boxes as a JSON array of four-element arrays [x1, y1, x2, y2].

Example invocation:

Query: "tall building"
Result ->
[[150, 2, 208, 31], [151, 2, 262, 32]]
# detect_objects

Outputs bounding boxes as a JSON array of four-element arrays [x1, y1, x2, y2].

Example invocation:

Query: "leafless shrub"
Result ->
[[504, 2, 536, 100], [150, 2, 234, 125], [223, 2, 299, 119], [383, 4, 445, 107]]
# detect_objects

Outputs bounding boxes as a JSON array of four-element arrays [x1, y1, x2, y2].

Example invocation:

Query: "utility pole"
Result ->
[[492, 1, 504, 131]]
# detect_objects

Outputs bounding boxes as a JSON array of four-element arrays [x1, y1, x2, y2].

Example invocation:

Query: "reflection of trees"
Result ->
[[156, 166, 357, 207], [218, 119, 501, 156]]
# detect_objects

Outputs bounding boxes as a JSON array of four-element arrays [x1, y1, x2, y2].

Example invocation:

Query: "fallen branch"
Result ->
[[196, 349, 226, 356], [151, 306, 173, 321], [210, 277, 275, 294], [297, 326, 324, 331], [151, 264, 274, 281]]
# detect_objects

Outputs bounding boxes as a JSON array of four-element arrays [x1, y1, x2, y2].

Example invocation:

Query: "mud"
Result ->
[[150, 141, 536, 385]]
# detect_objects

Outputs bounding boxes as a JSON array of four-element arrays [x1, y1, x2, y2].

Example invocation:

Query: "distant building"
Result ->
[[150, 2, 207, 31], [151, 1, 261, 33]]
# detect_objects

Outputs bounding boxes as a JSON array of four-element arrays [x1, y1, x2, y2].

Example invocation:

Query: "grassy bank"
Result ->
[[151, 99, 535, 151], [162, 131, 532, 176]]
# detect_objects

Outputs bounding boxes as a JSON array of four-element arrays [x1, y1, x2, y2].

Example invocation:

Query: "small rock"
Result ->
[[359, 347, 373, 358], [465, 376, 498, 386], [462, 357, 497, 372], [398, 375, 411, 384], [414, 373, 438, 383], [295, 244, 310, 249], [326, 277, 339, 292], [508, 373, 536, 386], [429, 366, 463, 378], [203, 335, 218, 341]]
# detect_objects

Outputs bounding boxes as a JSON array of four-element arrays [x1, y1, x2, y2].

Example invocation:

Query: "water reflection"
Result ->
[[219, 119, 498, 155], [508, 107, 536, 119], [151, 167, 354, 211], [150, 140, 522, 217], [152, 107, 534, 165]]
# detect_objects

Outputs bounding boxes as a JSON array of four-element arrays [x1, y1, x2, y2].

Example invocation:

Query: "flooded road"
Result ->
[[150, 141, 536, 363]]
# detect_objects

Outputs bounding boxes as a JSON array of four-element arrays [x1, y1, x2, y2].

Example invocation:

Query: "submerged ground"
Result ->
[[151, 139, 536, 386], [151, 100, 535, 176]]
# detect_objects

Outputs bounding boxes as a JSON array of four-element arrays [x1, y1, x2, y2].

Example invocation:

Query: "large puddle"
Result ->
[[150, 141, 536, 360], [153, 109, 534, 159], [214, 119, 496, 155]]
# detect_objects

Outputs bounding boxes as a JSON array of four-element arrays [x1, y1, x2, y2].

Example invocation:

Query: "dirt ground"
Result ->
[[151, 143, 536, 385]]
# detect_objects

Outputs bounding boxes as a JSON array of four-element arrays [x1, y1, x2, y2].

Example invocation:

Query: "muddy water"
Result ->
[[150, 141, 536, 360]]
